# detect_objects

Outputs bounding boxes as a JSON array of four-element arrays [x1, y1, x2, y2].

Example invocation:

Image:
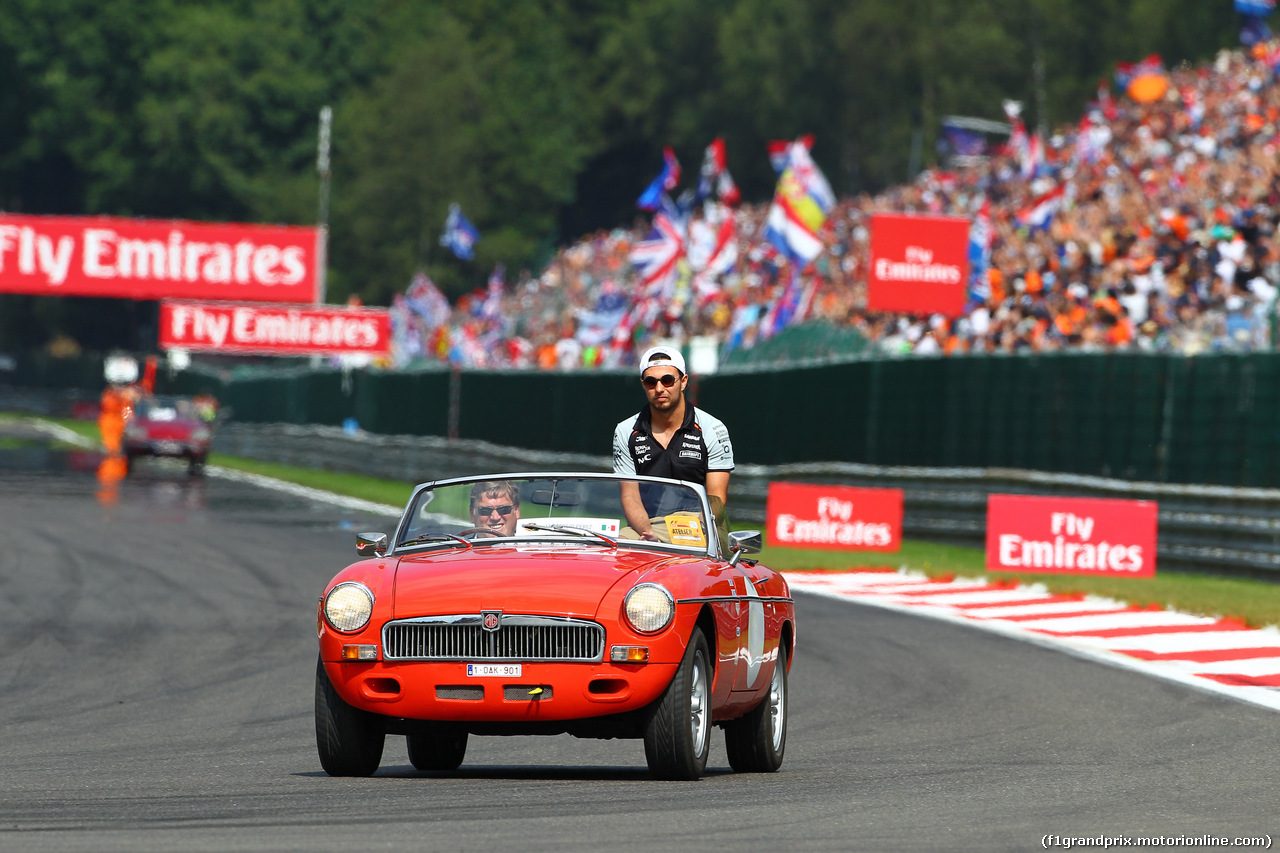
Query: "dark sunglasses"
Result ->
[[476, 504, 514, 517], [642, 374, 680, 389]]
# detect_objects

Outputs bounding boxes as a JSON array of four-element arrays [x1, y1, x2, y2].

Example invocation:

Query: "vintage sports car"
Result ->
[[315, 472, 795, 780], [122, 396, 212, 475]]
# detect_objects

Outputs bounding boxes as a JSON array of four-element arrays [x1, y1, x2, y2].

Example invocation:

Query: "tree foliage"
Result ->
[[0, 0, 1240, 346]]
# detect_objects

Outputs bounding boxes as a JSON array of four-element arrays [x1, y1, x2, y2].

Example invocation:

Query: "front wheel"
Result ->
[[315, 657, 385, 776], [724, 641, 788, 772], [643, 630, 712, 780], [407, 727, 468, 771]]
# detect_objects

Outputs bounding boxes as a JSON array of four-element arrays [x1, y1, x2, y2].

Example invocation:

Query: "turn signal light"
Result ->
[[610, 645, 650, 663], [342, 644, 378, 661]]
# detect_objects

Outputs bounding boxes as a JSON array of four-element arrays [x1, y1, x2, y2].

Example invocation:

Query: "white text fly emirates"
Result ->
[[0, 226, 306, 287], [873, 245, 961, 284], [996, 513, 1146, 572], [773, 499, 893, 548], [169, 305, 381, 350]]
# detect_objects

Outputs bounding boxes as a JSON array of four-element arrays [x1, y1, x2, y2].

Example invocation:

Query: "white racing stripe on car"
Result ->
[[788, 569, 1280, 713]]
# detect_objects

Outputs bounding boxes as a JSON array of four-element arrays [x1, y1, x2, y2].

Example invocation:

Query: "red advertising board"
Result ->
[[986, 494, 1158, 577], [866, 212, 971, 317], [765, 482, 903, 552], [158, 300, 391, 357], [0, 213, 318, 303]]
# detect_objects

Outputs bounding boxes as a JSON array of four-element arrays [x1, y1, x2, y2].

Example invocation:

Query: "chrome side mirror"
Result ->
[[727, 530, 761, 566], [356, 532, 388, 557]]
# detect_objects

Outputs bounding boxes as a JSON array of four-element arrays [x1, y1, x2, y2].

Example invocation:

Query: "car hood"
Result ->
[[390, 545, 681, 619]]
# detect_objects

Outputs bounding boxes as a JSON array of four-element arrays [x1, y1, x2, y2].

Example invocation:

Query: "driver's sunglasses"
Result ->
[[642, 374, 680, 389], [476, 504, 514, 517]]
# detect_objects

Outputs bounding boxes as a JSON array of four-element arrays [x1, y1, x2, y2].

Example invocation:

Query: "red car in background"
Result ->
[[315, 472, 796, 780], [123, 396, 213, 475]]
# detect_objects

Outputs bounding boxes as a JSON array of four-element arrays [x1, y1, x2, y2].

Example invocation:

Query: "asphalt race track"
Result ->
[[1, 444, 1278, 852]]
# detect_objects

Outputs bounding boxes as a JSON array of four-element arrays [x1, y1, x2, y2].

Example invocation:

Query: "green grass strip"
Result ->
[[17, 413, 1280, 628]]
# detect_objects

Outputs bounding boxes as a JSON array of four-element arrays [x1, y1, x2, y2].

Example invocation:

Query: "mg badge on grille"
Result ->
[[481, 610, 502, 632]]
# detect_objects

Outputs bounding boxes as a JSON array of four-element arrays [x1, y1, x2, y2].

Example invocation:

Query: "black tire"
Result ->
[[643, 630, 713, 780], [187, 456, 206, 477], [406, 728, 468, 771], [724, 641, 788, 773], [314, 657, 385, 777]]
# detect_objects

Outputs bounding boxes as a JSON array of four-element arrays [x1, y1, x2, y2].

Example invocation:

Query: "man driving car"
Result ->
[[468, 480, 522, 536]]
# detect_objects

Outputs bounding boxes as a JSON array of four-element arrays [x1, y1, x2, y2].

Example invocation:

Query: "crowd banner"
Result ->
[[986, 494, 1158, 577], [866, 213, 971, 317], [0, 213, 318, 302], [765, 482, 903, 551], [158, 300, 391, 357]]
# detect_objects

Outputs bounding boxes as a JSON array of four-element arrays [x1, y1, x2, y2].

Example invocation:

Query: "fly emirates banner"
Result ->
[[986, 494, 1158, 577], [766, 482, 903, 552], [866, 212, 971, 317], [0, 213, 318, 302], [159, 300, 391, 357]]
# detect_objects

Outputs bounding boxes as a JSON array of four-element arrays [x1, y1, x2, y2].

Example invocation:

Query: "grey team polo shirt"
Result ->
[[612, 404, 734, 515]]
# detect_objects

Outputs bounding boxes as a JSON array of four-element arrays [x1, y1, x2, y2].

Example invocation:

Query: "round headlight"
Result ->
[[324, 582, 374, 633], [624, 583, 675, 634]]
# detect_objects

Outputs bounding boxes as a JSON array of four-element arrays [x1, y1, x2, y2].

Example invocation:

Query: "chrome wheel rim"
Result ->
[[769, 657, 786, 752], [690, 656, 708, 756]]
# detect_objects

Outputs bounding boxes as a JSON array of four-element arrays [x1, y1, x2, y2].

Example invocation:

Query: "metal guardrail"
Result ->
[[212, 423, 1280, 577]]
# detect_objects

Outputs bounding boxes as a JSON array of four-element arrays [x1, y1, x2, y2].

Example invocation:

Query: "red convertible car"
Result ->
[[122, 395, 212, 475], [315, 472, 795, 780]]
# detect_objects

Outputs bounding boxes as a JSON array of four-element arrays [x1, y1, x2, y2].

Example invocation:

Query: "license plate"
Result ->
[[466, 663, 521, 677], [154, 441, 183, 455]]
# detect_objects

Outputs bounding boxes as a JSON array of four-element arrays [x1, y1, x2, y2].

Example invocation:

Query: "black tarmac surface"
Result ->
[[1, 440, 1277, 852]]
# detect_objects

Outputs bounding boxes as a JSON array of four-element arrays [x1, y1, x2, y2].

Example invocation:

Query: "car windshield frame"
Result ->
[[390, 472, 727, 560]]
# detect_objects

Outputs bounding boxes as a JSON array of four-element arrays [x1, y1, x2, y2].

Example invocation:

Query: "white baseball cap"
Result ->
[[638, 344, 686, 376]]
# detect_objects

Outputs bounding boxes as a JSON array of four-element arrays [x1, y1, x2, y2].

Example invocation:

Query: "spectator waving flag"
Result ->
[[768, 135, 814, 173], [440, 203, 479, 260], [967, 197, 993, 303], [629, 211, 686, 297], [762, 138, 835, 264], [480, 264, 505, 321], [696, 138, 741, 206], [637, 147, 681, 211], [1015, 183, 1065, 233], [690, 206, 738, 298], [405, 271, 451, 328]]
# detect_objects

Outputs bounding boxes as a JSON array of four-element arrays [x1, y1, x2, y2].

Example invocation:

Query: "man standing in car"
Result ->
[[613, 345, 734, 540]]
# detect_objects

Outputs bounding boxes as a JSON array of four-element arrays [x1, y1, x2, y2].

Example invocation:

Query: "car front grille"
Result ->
[[382, 614, 604, 662]]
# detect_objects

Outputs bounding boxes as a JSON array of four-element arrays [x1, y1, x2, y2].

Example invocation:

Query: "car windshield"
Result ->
[[396, 474, 726, 557], [135, 397, 194, 421]]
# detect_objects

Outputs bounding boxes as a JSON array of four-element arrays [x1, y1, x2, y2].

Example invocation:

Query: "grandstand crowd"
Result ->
[[394, 41, 1280, 369]]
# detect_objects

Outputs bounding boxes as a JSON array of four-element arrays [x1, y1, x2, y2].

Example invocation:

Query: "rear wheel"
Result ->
[[643, 630, 712, 780], [314, 657, 384, 776], [406, 728, 468, 771], [724, 641, 788, 773]]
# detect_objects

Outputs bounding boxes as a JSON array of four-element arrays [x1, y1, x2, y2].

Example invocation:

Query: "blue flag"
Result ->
[[1237, 0, 1275, 17], [637, 147, 681, 211], [440, 203, 479, 260]]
